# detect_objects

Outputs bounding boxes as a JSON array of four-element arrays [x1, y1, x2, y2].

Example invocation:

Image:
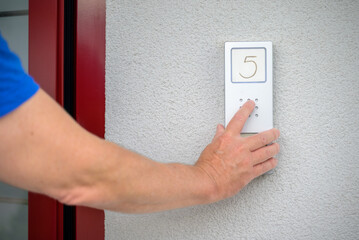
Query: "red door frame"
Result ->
[[28, 0, 105, 239], [28, 0, 64, 239], [75, 0, 105, 238]]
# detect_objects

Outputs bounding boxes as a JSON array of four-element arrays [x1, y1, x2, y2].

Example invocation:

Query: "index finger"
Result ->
[[225, 100, 255, 135]]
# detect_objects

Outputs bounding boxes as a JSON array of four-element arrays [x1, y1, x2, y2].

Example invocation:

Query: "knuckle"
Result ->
[[215, 133, 233, 150], [261, 161, 270, 174], [266, 148, 273, 156], [268, 143, 278, 155], [235, 143, 248, 157], [219, 133, 232, 144], [260, 135, 267, 145]]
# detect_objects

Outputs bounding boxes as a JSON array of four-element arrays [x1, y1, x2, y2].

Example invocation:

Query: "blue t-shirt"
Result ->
[[0, 33, 39, 117]]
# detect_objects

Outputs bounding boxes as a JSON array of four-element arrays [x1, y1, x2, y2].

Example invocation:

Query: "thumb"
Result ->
[[213, 124, 225, 140]]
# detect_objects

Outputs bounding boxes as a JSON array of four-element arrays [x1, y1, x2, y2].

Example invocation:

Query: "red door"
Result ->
[[28, 0, 105, 239]]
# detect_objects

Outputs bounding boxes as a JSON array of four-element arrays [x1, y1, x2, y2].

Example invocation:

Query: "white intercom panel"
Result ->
[[225, 42, 273, 133]]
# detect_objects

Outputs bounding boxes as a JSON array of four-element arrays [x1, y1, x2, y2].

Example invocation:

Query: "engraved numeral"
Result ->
[[239, 56, 257, 79]]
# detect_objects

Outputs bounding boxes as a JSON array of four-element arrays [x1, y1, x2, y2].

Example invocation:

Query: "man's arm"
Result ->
[[0, 89, 279, 213]]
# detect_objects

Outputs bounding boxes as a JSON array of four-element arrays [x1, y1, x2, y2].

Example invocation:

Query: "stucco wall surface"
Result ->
[[105, 0, 359, 239]]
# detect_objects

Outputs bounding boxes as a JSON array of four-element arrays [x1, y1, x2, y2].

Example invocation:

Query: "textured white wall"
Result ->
[[105, 0, 359, 239]]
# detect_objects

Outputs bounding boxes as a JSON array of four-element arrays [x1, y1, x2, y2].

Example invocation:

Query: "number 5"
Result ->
[[239, 56, 257, 79]]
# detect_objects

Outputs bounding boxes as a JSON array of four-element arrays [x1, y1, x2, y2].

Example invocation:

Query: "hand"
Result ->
[[195, 100, 280, 203]]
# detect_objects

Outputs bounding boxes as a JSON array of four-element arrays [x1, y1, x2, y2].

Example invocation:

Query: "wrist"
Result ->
[[190, 164, 220, 204], [165, 163, 217, 207]]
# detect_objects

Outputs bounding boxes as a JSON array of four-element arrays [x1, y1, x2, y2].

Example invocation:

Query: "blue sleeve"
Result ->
[[0, 32, 39, 117]]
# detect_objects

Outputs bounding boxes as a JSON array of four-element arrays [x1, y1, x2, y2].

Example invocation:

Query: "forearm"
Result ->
[[0, 89, 214, 213], [67, 140, 214, 213]]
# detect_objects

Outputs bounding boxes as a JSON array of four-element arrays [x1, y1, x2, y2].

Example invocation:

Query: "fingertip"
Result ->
[[272, 157, 278, 168], [246, 99, 255, 107], [275, 143, 280, 153], [273, 128, 280, 138]]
